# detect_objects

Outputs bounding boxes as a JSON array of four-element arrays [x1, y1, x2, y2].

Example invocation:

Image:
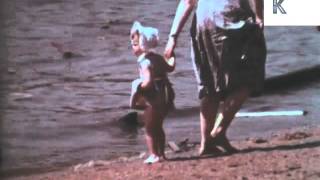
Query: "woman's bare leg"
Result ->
[[199, 95, 220, 155], [211, 87, 250, 152]]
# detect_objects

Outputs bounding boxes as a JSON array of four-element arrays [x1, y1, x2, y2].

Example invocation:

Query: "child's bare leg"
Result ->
[[144, 106, 158, 156], [158, 124, 166, 159], [152, 106, 166, 159], [159, 106, 168, 159]]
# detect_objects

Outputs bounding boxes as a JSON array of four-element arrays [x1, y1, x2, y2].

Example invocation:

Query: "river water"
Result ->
[[0, 0, 320, 177]]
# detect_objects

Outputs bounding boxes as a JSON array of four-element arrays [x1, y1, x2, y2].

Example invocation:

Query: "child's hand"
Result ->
[[131, 78, 143, 95], [130, 78, 143, 108], [165, 56, 176, 72]]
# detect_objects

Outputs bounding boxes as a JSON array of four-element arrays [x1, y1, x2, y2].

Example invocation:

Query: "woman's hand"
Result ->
[[255, 16, 264, 30], [164, 0, 195, 61], [164, 36, 177, 59]]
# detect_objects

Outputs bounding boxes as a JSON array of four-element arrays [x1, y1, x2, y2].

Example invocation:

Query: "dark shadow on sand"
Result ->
[[167, 149, 236, 162], [167, 140, 320, 162], [240, 140, 320, 154]]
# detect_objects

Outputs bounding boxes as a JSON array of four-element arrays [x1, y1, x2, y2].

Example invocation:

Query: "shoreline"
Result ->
[[6, 124, 320, 180]]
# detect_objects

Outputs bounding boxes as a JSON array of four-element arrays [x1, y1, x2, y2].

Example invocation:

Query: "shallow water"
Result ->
[[1, 0, 320, 177]]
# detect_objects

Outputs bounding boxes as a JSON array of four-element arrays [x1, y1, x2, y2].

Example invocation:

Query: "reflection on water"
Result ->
[[1, 0, 320, 177]]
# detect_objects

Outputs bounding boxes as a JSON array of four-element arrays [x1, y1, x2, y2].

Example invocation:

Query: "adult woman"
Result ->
[[164, 0, 266, 155]]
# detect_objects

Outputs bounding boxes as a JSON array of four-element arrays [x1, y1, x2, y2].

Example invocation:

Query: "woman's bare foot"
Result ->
[[159, 153, 167, 161], [199, 140, 223, 156], [211, 133, 239, 154]]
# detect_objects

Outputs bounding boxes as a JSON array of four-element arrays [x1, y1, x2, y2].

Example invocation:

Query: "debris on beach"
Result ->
[[168, 139, 196, 153], [168, 141, 181, 152], [74, 160, 113, 172], [227, 162, 241, 168], [281, 131, 312, 141], [178, 138, 196, 151], [246, 137, 268, 144]]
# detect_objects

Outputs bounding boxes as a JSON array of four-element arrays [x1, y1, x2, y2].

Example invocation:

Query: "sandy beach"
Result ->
[[8, 126, 320, 180], [1, 0, 320, 179]]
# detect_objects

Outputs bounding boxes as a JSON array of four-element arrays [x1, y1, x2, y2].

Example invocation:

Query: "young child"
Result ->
[[129, 21, 175, 164]]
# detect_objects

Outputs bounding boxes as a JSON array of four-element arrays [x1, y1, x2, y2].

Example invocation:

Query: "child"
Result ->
[[129, 21, 175, 164]]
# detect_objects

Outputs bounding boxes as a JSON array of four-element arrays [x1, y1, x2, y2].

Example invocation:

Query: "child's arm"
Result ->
[[129, 59, 152, 108], [130, 78, 143, 108], [139, 60, 153, 90]]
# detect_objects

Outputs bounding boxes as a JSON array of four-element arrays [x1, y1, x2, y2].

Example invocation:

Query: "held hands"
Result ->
[[164, 36, 177, 60], [164, 36, 177, 72]]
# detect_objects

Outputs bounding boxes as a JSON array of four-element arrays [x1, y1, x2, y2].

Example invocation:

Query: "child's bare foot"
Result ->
[[144, 154, 160, 164]]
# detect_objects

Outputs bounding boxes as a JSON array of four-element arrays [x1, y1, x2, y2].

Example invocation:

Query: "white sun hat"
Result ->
[[130, 21, 159, 51]]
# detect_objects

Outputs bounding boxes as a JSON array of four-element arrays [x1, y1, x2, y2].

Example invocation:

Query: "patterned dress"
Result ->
[[191, 0, 266, 99]]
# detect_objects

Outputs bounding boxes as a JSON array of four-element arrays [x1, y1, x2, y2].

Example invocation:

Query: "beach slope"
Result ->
[[9, 126, 320, 180]]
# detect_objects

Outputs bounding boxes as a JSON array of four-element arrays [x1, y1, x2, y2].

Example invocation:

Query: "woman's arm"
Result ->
[[169, 0, 196, 39], [253, 0, 264, 29], [164, 0, 196, 59]]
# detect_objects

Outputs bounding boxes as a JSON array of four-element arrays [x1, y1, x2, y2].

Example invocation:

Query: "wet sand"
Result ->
[[1, 0, 320, 179]]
